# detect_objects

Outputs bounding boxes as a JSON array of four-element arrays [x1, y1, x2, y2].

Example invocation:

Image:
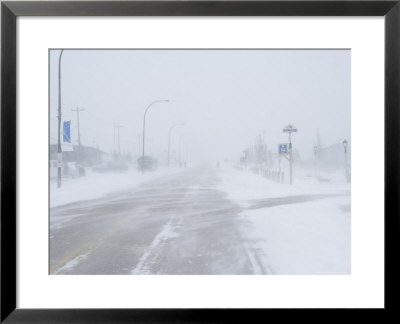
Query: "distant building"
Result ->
[[49, 144, 110, 167]]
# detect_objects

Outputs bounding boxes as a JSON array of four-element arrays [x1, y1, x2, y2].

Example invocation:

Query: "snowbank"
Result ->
[[218, 166, 351, 274], [218, 166, 350, 206], [50, 167, 184, 208]]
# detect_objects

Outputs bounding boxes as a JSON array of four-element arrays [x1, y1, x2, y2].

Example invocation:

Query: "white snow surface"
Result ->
[[50, 167, 184, 208], [51, 164, 351, 274], [218, 166, 351, 274], [218, 165, 350, 206]]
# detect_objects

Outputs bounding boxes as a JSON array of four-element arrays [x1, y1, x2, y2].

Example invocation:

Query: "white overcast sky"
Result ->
[[50, 49, 350, 162]]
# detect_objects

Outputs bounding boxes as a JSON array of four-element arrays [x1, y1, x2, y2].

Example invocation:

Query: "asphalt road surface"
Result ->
[[50, 166, 346, 275], [50, 166, 272, 275]]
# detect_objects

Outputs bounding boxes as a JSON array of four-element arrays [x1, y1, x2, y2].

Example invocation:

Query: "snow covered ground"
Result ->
[[218, 166, 351, 274], [50, 163, 351, 275], [50, 167, 184, 207]]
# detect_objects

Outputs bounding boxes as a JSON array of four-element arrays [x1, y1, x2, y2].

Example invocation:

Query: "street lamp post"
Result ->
[[343, 140, 350, 183], [141, 100, 169, 172], [137, 134, 141, 156], [168, 123, 184, 168], [57, 49, 64, 188], [289, 132, 293, 184]]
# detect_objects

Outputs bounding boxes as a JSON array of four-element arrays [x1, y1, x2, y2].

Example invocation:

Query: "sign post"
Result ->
[[282, 124, 297, 185], [57, 153, 63, 168]]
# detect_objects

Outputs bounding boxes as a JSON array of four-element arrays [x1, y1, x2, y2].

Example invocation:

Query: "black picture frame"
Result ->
[[1, 0, 399, 322]]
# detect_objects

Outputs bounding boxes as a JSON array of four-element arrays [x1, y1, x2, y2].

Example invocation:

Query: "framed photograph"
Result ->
[[1, 0, 399, 322]]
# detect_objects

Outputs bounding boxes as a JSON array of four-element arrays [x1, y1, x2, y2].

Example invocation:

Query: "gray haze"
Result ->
[[50, 49, 350, 163]]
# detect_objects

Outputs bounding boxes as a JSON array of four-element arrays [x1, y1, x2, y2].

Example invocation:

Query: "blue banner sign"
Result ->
[[63, 121, 71, 143]]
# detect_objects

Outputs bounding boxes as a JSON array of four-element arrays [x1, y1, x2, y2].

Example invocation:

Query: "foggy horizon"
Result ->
[[50, 49, 351, 164]]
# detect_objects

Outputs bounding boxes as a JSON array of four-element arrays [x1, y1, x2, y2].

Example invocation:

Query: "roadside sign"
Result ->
[[283, 124, 297, 133], [283, 127, 297, 133], [279, 144, 288, 154]]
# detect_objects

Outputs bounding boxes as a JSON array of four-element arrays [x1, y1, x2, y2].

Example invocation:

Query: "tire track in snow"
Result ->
[[241, 226, 274, 275], [131, 221, 180, 274], [130, 183, 192, 274]]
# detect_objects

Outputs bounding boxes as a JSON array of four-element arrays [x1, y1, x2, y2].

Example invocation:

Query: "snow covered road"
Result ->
[[50, 165, 350, 275], [50, 166, 267, 274]]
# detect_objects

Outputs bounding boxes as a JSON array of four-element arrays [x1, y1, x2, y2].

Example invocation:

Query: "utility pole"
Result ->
[[314, 145, 318, 178], [343, 140, 350, 184], [168, 123, 184, 168], [114, 125, 123, 157], [137, 134, 141, 156], [178, 132, 190, 167], [289, 132, 293, 184], [71, 107, 84, 165], [141, 99, 169, 173], [71, 107, 84, 147], [113, 126, 116, 157], [57, 49, 64, 188]]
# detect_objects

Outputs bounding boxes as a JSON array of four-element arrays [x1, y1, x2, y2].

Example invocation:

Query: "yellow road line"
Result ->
[[50, 235, 100, 274], [50, 213, 136, 274], [57, 244, 98, 275]]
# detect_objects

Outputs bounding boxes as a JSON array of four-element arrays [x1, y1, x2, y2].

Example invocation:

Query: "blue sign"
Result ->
[[279, 144, 287, 154], [283, 128, 297, 133], [63, 121, 71, 143]]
